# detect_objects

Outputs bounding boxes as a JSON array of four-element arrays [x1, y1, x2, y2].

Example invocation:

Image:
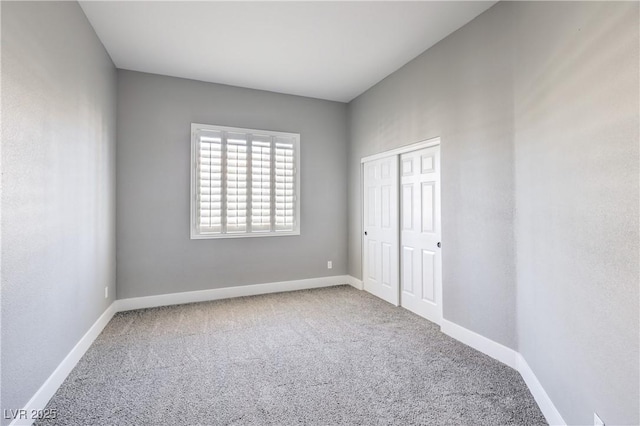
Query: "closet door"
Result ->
[[363, 156, 399, 306], [399, 146, 442, 324]]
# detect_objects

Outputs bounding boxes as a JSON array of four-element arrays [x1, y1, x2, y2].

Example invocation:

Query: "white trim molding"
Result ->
[[345, 275, 364, 290], [115, 275, 351, 311], [516, 354, 567, 425], [360, 136, 441, 164], [440, 319, 518, 369], [15, 276, 566, 426], [10, 303, 118, 426], [440, 319, 566, 426], [12, 276, 353, 425]]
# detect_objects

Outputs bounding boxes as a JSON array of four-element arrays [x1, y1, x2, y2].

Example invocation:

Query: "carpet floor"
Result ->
[[37, 285, 546, 425]]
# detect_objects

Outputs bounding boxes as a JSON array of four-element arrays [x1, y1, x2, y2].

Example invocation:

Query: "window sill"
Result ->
[[190, 230, 301, 240]]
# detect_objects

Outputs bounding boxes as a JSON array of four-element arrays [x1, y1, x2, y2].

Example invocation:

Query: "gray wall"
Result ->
[[348, 3, 517, 348], [513, 2, 639, 425], [348, 1, 638, 424], [116, 70, 348, 298], [2, 1, 637, 424], [1, 1, 116, 421]]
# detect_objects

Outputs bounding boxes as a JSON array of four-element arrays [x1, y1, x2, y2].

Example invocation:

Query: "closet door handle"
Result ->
[[437, 242, 441, 248]]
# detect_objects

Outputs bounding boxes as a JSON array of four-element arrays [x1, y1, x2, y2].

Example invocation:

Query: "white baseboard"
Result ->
[[10, 303, 117, 426], [440, 319, 518, 369], [12, 276, 351, 425], [15, 277, 565, 426], [345, 275, 364, 290], [517, 353, 566, 425], [115, 275, 351, 311], [440, 320, 565, 426]]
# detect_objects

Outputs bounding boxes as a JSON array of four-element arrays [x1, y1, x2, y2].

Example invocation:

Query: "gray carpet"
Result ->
[[37, 285, 546, 425]]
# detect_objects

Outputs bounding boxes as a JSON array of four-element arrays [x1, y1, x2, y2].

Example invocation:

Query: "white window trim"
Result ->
[[190, 123, 301, 240]]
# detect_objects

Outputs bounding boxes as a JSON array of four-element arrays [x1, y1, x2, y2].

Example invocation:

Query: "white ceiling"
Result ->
[[80, 1, 496, 102]]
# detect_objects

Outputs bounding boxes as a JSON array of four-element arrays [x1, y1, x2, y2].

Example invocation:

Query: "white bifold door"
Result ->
[[399, 146, 441, 324], [363, 156, 399, 306], [362, 143, 441, 324]]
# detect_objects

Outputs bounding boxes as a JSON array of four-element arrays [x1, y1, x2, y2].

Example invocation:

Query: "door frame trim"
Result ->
[[360, 136, 442, 313], [360, 136, 441, 164]]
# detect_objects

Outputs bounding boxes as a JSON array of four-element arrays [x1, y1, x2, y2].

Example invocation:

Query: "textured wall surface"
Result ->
[[116, 70, 348, 298], [348, 1, 638, 424], [514, 2, 639, 425], [348, 3, 517, 349], [2, 1, 637, 425], [1, 1, 116, 421]]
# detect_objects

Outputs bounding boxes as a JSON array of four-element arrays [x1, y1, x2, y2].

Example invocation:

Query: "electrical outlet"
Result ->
[[594, 412, 604, 426], [327, 261, 333, 269], [105, 286, 109, 299]]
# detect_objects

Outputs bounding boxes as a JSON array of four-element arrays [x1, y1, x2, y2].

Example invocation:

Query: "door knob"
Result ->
[[364, 231, 368, 236], [437, 242, 441, 248]]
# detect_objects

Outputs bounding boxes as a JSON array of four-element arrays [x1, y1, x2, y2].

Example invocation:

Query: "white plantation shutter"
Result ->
[[191, 124, 300, 239], [226, 133, 248, 233], [197, 131, 223, 233], [275, 138, 296, 231], [251, 135, 272, 232]]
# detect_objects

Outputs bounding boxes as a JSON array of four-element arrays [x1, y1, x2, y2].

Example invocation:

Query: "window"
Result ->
[[190, 123, 300, 239]]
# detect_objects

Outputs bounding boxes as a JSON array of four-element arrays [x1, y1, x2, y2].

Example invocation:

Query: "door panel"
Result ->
[[367, 240, 377, 280], [421, 152, 435, 173], [400, 145, 441, 323], [402, 184, 413, 230], [422, 249, 436, 302], [363, 157, 399, 306], [381, 242, 391, 287], [402, 246, 414, 294], [421, 182, 435, 232], [367, 188, 376, 226], [381, 185, 391, 228]]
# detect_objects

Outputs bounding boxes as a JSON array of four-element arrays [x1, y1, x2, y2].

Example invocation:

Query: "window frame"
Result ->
[[190, 123, 301, 240]]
